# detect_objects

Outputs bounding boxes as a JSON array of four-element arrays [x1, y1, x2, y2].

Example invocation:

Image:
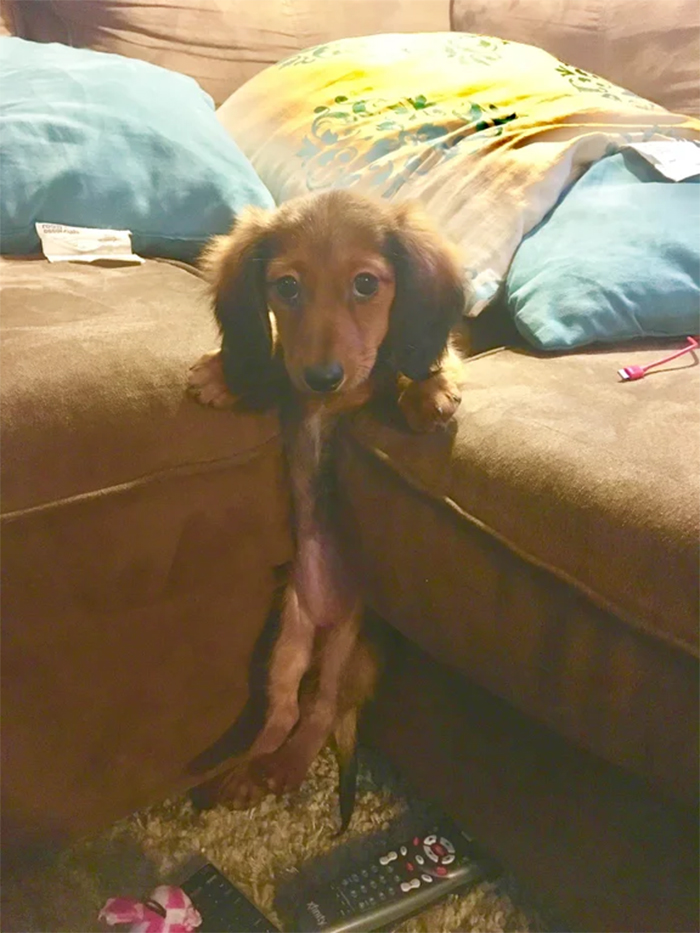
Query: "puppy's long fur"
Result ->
[[188, 190, 466, 828]]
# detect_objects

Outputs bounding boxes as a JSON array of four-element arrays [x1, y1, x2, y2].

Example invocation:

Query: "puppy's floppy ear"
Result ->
[[385, 202, 466, 381], [200, 207, 280, 402]]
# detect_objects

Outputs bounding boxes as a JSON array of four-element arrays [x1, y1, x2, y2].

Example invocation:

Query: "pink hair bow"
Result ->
[[99, 885, 202, 933]]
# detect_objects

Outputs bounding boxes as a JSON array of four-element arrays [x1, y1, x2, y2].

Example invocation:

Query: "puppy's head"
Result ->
[[202, 190, 465, 402]]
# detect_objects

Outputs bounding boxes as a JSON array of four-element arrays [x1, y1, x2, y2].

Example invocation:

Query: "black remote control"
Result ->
[[180, 858, 280, 933], [292, 822, 501, 932]]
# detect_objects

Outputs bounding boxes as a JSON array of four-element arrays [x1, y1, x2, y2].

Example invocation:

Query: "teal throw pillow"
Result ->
[[0, 38, 273, 262], [506, 151, 700, 350]]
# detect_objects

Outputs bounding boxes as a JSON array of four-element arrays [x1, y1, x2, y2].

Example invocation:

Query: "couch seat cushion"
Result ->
[[0, 257, 283, 515], [1, 256, 293, 846], [339, 344, 699, 800], [348, 346, 699, 655]]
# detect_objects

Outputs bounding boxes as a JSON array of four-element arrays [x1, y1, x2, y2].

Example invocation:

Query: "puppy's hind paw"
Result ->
[[190, 761, 268, 811], [254, 744, 311, 797], [187, 349, 237, 409]]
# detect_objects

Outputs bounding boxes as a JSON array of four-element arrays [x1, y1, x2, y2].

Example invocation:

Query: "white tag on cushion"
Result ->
[[624, 140, 700, 181], [624, 139, 700, 181], [35, 223, 145, 264]]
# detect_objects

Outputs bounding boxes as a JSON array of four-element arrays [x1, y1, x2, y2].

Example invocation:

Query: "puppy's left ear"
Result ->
[[386, 203, 466, 381]]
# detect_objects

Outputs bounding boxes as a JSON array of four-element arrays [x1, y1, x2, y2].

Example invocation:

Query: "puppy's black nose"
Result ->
[[303, 362, 345, 393]]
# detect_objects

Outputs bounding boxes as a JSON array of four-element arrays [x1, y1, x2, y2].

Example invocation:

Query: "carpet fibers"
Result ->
[[4, 748, 549, 932]]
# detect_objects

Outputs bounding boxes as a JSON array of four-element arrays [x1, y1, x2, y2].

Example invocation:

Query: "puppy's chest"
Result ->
[[284, 408, 338, 530]]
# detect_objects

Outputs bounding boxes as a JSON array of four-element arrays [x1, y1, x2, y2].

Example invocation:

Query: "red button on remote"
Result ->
[[433, 843, 447, 857], [406, 862, 414, 872], [413, 837, 420, 846], [436, 866, 448, 876]]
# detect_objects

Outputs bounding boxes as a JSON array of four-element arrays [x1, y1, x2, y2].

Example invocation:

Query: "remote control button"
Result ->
[[371, 865, 379, 874], [413, 837, 420, 846], [432, 842, 447, 857], [422, 874, 434, 883], [440, 837, 456, 854], [379, 856, 390, 866], [425, 848, 439, 862], [436, 866, 448, 876], [416, 855, 425, 865], [406, 862, 414, 872], [400, 879, 421, 893], [442, 855, 455, 865], [424, 835, 437, 846], [400, 846, 408, 856]]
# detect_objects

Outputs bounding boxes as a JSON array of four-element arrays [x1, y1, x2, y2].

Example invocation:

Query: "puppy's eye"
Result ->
[[353, 273, 379, 299], [273, 275, 300, 303]]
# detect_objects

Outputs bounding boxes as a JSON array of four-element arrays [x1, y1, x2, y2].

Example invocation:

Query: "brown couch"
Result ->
[[1, 2, 698, 931]]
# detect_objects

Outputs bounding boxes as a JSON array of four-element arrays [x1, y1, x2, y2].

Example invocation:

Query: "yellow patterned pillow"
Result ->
[[218, 33, 700, 312]]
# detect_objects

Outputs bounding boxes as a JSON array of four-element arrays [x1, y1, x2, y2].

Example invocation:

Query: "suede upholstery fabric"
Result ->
[[0, 258, 293, 848], [339, 346, 699, 804], [5, 0, 449, 106], [364, 635, 699, 933]]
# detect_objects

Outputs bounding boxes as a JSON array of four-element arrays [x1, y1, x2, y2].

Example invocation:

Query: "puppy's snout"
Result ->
[[303, 362, 345, 393]]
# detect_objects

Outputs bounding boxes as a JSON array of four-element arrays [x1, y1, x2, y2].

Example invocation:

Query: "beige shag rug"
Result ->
[[4, 748, 548, 932]]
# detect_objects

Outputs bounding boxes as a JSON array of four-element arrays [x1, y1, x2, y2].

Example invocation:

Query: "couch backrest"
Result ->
[[5, 0, 696, 115], [451, 0, 700, 116], [4, 0, 450, 106]]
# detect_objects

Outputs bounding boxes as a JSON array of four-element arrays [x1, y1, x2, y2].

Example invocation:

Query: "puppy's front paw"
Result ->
[[399, 372, 462, 433], [187, 350, 237, 409]]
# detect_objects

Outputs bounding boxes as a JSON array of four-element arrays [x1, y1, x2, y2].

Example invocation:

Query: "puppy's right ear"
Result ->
[[200, 208, 281, 403]]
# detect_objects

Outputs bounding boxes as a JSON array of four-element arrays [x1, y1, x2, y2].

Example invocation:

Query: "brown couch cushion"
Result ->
[[339, 345, 699, 801], [451, 0, 700, 117], [1, 258, 283, 514], [9, 0, 449, 106], [1, 257, 292, 846]]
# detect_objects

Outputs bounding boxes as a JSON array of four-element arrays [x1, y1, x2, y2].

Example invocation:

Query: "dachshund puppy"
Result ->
[[189, 191, 466, 427], [188, 190, 466, 823]]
